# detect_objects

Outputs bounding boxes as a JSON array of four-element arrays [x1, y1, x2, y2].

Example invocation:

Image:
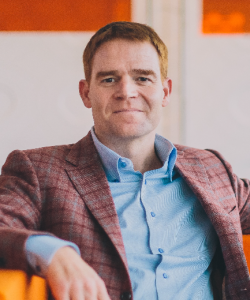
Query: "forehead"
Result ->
[[91, 39, 161, 75]]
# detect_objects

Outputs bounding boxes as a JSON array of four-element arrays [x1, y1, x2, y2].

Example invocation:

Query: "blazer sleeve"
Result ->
[[206, 149, 250, 234], [0, 150, 53, 272], [233, 175, 250, 234]]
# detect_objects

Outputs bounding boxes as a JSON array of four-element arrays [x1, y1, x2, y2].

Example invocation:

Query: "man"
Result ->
[[0, 21, 250, 300]]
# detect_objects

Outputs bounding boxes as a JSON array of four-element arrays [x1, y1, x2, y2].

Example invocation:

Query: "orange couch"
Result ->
[[243, 235, 250, 270], [0, 236, 249, 300], [0, 271, 47, 300]]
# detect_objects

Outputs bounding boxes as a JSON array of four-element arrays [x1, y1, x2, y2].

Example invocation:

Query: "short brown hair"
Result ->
[[83, 21, 168, 83]]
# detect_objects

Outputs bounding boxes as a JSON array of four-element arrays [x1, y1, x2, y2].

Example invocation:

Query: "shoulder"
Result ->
[[2, 132, 94, 173], [25, 143, 72, 164], [174, 144, 223, 160], [174, 143, 234, 175], [174, 144, 244, 192], [5, 143, 72, 168]]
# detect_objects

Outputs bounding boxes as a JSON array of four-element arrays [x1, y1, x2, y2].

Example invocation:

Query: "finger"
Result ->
[[81, 275, 109, 300], [83, 279, 98, 300], [51, 285, 70, 300], [96, 278, 111, 300], [69, 282, 85, 300]]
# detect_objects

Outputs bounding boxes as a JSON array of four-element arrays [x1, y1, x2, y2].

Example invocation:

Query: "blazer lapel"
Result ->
[[175, 152, 222, 216], [175, 149, 249, 280], [175, 151, 236, 232], [65, 132, 128, 267]]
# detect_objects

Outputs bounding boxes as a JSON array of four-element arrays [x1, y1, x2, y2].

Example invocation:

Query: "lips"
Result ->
[[113, 109, 142, 113]]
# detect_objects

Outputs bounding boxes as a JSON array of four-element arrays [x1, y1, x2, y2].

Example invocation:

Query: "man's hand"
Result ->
[[46, 246, 111, 300]]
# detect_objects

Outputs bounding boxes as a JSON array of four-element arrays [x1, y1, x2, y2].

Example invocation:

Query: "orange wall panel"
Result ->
[[0, 0, 131, 31], [203, 0, 250, 34]]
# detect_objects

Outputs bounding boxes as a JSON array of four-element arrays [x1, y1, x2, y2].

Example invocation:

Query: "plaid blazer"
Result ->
[[0, 131, 250, 300]]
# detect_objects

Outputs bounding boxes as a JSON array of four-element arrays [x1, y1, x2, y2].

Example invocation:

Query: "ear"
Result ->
[[79, 79, 92, 108], [161, 77, 172, 107]]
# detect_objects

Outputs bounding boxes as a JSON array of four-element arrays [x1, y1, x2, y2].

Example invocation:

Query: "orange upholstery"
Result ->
[[243, 235, 250, 271], [0, 236, 249, 299], [0, 270, 47, 300]]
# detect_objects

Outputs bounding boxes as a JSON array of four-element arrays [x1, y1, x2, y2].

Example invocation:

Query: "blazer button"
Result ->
[[120, 291, 132, 300]]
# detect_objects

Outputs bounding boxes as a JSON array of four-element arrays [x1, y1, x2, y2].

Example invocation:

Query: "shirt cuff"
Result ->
[[25, 235, 80, 277]]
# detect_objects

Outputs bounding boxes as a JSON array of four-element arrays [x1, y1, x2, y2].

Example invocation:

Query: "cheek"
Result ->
[[142, 85, 163, 100], [88, 90, 102, 110], [146, 92, 164, 110], [91, 98, 112, 120]]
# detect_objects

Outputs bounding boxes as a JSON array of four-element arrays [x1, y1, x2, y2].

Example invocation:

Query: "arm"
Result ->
[[232, 175, 250, 234], [26, 235, 111, 300], [0, 150, 111, 299], [25, 235, 80, 276], [206, 149, 250, 233], [0, 150, 50, 271]]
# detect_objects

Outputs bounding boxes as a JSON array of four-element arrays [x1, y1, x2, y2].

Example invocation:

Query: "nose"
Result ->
[[114, 77, 138, 100]]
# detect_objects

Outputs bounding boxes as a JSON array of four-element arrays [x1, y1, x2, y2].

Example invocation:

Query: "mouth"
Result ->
[[113, 109, 143, 113]]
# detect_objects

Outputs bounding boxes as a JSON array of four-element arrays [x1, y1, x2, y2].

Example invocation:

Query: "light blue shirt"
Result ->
[[26, 235, 80, 276], [26, 129, 218, 299], [91, 128, 218, 300]]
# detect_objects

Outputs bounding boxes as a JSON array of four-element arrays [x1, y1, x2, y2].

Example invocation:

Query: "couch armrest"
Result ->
[[0, 270, 47, 300], [243, 235, 250, 271]]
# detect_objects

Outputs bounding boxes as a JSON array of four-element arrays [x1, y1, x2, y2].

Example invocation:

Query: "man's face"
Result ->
[[79, 39, 171, 142]]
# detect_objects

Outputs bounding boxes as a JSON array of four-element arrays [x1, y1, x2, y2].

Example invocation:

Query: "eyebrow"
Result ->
[[95, 70, 118, 80], [95, 69, 157, 80], [132, 69, 157, 78]]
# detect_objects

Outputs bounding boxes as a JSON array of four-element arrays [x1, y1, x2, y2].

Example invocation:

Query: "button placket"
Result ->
[[140, 174, 156, 256], [140, 174, 147, 200]]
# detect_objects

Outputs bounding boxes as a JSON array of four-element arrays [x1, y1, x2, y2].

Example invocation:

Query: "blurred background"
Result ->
[[0, 0, 250, 177]]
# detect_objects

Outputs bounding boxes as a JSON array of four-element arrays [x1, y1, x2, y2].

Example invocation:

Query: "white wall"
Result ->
[[0, 33, 94, 168], [184, 0, 250, 178]]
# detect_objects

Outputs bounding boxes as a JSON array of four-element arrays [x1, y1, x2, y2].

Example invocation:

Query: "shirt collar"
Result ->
[[91, 127, 177, 182]]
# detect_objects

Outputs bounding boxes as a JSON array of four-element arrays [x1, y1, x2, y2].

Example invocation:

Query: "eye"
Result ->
[[137, 77, 150, 82], [102, 77, 115, 83]]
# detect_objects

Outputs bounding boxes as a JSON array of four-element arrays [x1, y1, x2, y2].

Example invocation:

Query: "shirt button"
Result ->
[[151, 212, 156, 217], [120, 291, 132, 300], [158, 248, 164, 254], [121, 161, 127, 168], [163, 273, 168, 279]]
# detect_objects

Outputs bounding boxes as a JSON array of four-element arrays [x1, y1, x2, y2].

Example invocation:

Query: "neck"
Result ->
[[96, 131, 163, 174]]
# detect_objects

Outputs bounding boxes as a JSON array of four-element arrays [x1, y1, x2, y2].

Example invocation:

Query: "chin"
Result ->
[[110, 124, 153, 139]]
